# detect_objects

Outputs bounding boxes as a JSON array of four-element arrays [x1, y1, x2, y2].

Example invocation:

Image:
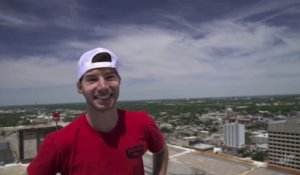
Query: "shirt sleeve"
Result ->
[[143, 115, 165, 153], [27, 134, 62, 175]]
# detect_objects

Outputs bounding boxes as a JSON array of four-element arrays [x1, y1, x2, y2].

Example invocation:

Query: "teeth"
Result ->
[[95, 94, 111, 99]]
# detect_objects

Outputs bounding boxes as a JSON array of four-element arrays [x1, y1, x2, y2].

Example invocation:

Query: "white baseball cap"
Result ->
[[77, 47, 119, 81]]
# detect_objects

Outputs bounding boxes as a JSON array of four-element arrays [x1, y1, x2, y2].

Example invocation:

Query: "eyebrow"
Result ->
[[83, 74, 97, 78]]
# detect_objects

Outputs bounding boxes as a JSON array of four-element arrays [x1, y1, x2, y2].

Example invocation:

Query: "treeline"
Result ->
[[0, 114, 23, 127]]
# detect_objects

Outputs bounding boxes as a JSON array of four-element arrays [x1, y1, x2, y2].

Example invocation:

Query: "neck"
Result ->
[[86, 106, 119, 132]]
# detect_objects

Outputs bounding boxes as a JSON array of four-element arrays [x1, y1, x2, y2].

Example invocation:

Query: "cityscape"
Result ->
[[1, 94, 300, 174], [1, 0, 300, 174]]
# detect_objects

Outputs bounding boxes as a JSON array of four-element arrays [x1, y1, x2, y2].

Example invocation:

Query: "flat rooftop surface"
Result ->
[[0, 164, 28, 175], [0, 145, 296, 175], [247, 167, 294, 175], [174, 152, 250, 175]]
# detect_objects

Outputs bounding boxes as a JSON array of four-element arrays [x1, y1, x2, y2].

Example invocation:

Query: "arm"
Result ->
[[27, 135, 61, 175], [152, 144, 169, 175]]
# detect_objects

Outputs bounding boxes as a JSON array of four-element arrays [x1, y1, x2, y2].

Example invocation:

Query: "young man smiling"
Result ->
[[27, 47, 169, 175]]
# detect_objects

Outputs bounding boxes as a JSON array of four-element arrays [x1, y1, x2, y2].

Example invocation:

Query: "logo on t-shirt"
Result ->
[[126, 144, 145, 159]]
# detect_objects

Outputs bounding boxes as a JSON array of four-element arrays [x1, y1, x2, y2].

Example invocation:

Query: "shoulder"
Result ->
[[119, 109, 161, 134], [45, 114, 87, 148], [119, 109, 156, 126]]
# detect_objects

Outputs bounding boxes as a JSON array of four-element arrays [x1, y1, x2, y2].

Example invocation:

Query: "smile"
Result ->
[[94, 94, 112, 100]]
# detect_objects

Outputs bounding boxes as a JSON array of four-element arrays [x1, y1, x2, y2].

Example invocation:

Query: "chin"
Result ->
[[86, 96, 118, 111], [94, 102, 116, 111]]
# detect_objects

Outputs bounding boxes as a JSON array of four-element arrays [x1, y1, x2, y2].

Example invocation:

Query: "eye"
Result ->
[[89, 78, 97, 81], [84, 76, 98, 83], [106, 74, 118, 81]]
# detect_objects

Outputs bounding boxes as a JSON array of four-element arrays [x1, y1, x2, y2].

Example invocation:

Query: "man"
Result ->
[[27, 47, 169, 175]]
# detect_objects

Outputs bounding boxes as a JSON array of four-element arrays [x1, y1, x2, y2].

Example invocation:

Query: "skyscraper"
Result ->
[[268, 117, 300, 173], [223, 122, 245, 148]]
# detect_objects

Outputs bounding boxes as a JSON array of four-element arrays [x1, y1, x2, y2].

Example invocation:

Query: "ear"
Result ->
[[77, 81, 83, 94]]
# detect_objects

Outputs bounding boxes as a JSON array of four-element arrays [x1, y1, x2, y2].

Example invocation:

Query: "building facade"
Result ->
[[223, 122, 245, 148], [252, 133, 268, 144], [268, 117, 300, 173]]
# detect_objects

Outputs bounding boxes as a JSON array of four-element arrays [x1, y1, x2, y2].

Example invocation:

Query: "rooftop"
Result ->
[[0, 144, 295, 175]]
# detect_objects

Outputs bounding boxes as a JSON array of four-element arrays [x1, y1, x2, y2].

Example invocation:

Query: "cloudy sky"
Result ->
[[0, 0, 300, 106]]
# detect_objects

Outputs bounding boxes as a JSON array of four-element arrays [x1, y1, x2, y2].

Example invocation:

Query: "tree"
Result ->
[[251, 151, 267, 162], [209, 127, 218, 133], [245, 132, 253, 145], [160, 126, 172, 133]]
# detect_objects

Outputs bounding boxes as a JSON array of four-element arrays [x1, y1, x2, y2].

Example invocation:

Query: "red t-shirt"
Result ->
[[27, 109, 165, 175]]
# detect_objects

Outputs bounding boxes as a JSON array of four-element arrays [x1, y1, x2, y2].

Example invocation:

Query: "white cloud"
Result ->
[[0, 56, 77, 89], [225, 0, 300, 23], [1, 17, 300, 105], [0, 9, 43, 27], [89, 21, 300, 100]]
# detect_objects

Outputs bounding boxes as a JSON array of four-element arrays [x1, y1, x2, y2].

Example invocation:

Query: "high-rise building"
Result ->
[[268, 117, 300, 173], [223, 122, 245, 148]]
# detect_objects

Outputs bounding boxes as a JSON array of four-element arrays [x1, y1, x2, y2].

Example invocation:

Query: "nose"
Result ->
[[96, 78, 109, 90]]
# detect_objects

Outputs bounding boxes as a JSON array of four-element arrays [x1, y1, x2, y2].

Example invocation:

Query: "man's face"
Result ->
[[77, 68, 120, 111]]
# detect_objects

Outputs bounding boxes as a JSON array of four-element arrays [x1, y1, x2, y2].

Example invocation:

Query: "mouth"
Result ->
[[94, 93, 112, 100]]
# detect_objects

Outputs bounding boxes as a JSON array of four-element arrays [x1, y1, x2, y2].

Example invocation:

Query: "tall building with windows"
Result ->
[[223, 122, 245, 148], [268, 117, 300, 174]]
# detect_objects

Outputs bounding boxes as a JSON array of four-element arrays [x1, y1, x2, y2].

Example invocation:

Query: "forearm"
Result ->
[[152, 144, 169, 175]]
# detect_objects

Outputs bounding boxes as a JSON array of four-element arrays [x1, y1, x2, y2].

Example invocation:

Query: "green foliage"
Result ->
[[1, 94, 299, 128], [0, 114, 23, 127], [247, 123, 267, 130], [245, 132, 252, 145], [240, 150, 253, 158], [160, 127, 172, 133], [239, 149, 268, 162], [209, 127, 218, 133], [180, 131, 191, 137], [204, 120, 213, 126], [251, 151, 267, 162]]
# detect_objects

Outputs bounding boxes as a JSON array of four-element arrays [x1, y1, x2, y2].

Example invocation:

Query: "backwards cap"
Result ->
[[77, 47, 119, 81]]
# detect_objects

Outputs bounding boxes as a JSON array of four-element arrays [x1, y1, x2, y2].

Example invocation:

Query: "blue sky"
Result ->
[[0, 0, 300, 106]]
